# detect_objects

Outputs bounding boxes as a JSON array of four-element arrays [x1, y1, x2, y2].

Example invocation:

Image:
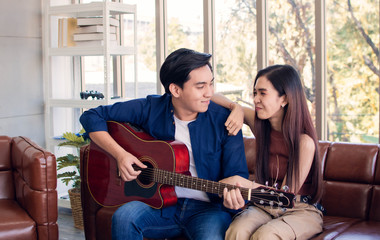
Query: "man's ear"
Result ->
[[169, 83, 181, 97]]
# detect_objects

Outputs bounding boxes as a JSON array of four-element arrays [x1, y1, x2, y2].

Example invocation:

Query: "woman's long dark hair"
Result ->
[[253, 65, 322, 203]]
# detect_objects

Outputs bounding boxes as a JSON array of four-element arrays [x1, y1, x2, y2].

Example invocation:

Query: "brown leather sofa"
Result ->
[[0, 136, 58, 240], [80, 137, 380, 240]]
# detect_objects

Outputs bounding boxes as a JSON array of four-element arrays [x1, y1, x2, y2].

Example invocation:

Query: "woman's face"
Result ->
[[254, 76, 287, 124]]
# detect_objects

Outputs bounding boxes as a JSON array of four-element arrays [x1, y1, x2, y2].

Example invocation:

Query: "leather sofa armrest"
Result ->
[[11, 136, 58, 238]]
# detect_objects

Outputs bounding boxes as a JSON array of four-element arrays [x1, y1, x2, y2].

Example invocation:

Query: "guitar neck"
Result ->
[[161, 169, 248, 197], [137, 166, 294, 208], [139, 167, 250, 199]]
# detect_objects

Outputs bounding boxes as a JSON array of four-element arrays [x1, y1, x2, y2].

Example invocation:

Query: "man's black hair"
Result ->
[[159, 48, 213, 94]]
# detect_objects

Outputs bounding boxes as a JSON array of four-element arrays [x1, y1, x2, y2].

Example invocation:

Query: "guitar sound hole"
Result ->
[[138, 161, 154, 185]]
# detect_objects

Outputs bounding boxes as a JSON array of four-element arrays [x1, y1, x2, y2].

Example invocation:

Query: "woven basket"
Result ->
[[68, 188, 84, 230]]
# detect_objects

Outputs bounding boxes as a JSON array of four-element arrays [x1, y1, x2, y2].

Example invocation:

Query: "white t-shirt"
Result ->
[[173, 115, 210, 202]]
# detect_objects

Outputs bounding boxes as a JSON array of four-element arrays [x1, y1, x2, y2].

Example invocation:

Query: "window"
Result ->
[[57, 0, 380, 143], [167, 0, 204, 53], [326, 0, 379, 143], [215, 0, 257, 136], [122, 0, 157, 98], [214, 0, 379, 142], [268, 0, 316, 124]]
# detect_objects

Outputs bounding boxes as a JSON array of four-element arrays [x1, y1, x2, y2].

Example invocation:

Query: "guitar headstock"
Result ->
[[249, 186, 295, 208]]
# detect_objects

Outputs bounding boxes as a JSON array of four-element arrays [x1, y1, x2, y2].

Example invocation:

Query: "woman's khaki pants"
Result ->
[[225, 202, 323, 240]]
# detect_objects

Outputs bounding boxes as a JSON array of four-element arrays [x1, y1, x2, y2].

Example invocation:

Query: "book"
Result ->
[[75, 25, 117, 34], [58, 18, 78, 47], [73, 33, 117, 41], [74, 40, 118, 47], [58, 18, 63, 47], [76, 17, 120, 27]]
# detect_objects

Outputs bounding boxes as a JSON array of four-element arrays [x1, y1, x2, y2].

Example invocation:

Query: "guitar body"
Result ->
[[87, 121, 190, 208]]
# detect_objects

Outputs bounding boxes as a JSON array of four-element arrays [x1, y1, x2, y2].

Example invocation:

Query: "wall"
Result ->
[[0, 0, 45, 147]]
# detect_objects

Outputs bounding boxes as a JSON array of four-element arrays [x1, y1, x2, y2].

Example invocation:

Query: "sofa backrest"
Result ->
[[321, 142, 380, 221], [243, 136, 256, 179], [0, 136, 15, 199], [372, 152, 380, 221], [243, 137, 380, 221]]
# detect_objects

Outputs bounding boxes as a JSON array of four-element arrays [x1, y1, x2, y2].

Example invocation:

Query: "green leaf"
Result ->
[[57, 171, 77, 178], [56, 129, 90, 189], [63, 132, 83, 142], [57, 154, 79, 169], [79, 128, 86, 135]]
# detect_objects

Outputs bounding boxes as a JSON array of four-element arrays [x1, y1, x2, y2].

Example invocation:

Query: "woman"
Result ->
[[214, 64, 324, 240]]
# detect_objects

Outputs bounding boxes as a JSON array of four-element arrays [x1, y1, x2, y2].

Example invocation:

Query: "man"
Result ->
[[80, 48, 248, 240]]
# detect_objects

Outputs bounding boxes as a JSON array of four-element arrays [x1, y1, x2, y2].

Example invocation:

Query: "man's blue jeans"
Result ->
[[111, 198, 232, 240]]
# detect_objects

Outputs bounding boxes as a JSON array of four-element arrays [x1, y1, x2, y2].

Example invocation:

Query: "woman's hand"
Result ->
[[225, 103, 244, 136], [220, 175, 255, 210], [223, 183, 246, 210]]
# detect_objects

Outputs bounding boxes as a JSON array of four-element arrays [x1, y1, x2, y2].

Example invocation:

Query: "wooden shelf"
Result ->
[[48, 2, 136, 17], [49, 45, 135, 56], [48, 98, 127, 108], [42, 0, 137, 152]]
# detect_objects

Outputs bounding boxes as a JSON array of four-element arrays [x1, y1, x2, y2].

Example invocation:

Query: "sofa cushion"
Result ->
[[13, 170, 58, 225], [311, 216, 361, 239], [0, 171, 15, 200], [370, 186, 380, 221], [0, 199, 36, 240], [322, 181, 371, 219], [331, 221, 380, 239]]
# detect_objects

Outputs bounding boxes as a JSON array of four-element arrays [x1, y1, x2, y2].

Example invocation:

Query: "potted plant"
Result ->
[[57, 129, 90, 229]]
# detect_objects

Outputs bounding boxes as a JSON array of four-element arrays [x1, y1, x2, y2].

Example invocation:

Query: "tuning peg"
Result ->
[[265, 181, 269, 186], [282, 185, 290, 192], [273, 183, 279, 189]]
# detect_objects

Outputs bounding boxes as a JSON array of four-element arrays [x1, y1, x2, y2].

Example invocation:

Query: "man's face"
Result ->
[[171, 65, 214, 120]]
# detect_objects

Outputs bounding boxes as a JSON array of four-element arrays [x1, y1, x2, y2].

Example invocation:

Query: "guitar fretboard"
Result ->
[[154, 168, 247, 197], [136, 166, 293, 208]]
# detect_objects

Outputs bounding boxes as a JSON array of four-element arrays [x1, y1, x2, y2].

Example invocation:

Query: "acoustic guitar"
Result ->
[[86, 121, 294, 209]]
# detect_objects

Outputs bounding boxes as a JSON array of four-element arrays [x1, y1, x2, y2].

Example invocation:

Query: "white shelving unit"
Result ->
[[42, 1, 137, 151]]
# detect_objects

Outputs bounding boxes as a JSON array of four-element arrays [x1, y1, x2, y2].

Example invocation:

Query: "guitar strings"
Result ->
[[136, 167, 291, 207], [139, 168, 290, 206]]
